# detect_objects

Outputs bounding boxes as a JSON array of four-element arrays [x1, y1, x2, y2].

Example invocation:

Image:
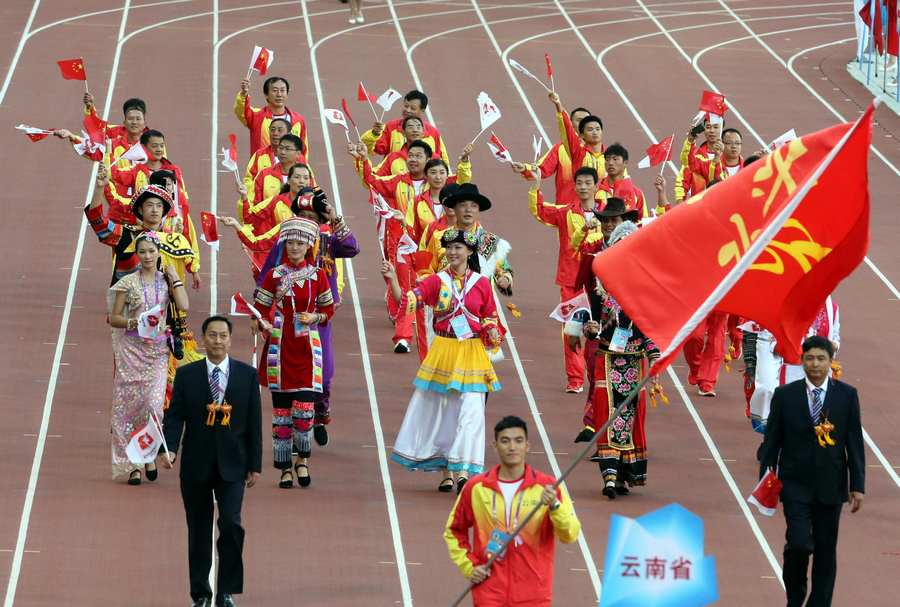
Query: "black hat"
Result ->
[[441, 182, 492, 211], [131, 185, 173, 220], [594, 197, 638, 223], [438, 183, 460, 204], [148, 169, 176, 188], [291, 187, 328, 219]]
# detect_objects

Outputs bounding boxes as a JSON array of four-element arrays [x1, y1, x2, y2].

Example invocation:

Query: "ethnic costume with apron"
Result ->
[[255, 257, 335, 468], [589, 295, 659, 488], [391, 269, 503, 476]]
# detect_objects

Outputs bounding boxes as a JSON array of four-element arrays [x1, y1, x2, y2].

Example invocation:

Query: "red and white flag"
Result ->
[[221, 133, 239, 172], [83, 112, 107, 143], [487, 132, 513, 164], [231, 292, 263, 319], [508, 59, 551, 92], [15, 124, 54, 142], [396, 232, 419, 264], [125, 410, 168, 464], [747, 469, 782, 516], [768, 128, 797, 151], [249, 46, 273, 76], [73, 130, 104, 161], [113, 141, 148, 165], [549, 290, 591, 322], [637, 134, 674, 169], [476, 92, 502, 132], [200, 211, 219, 250], [693, 89, 727, 126], [376, 88, 403, 113], [323, 108, 348, 130]]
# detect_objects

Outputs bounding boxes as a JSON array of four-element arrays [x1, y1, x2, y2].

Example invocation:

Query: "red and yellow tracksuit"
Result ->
[[361, 117, 449, 164], [528, 187, 597, 388], [243, 144, 276, 193], [444, 465, 581, 607], [233, 92, 308, 158], [558, 112, 606, 203], [598, 175, 648, 220], [518, 142, 577, 203], [674, 139, 732, 202]]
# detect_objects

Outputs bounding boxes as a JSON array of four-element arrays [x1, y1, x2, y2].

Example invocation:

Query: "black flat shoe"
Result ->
[[278, 470, 293, 489], [127, 470, 142, 486], [216, 593, 236, 607], [438, 477, 454, 493], [313, 424, 328, 446], [145, 463, 158, 482], [614, 484, 630, 496], [602, 483, 617, 500], [295, 463, 311, 488], [192, 598, 211, 607], [574, 427, 595, 443], [456, 476, 468, 495]]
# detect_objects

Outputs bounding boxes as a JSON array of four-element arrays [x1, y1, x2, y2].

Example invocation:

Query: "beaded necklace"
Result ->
[[139, 270, 162, 310]]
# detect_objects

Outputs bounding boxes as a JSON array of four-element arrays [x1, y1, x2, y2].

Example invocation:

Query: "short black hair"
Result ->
[[574, 166, 599, 184], [263, 76, 289, 95], [402, 115, 424, 130], [494, 415, 528, 440], [280, 163, 312, 193], [269, 117, 292, 130], [743, 154, 761, 168], [148, 169, 176, 187], [122, 98, 146, 116], [278, 133, 304, 153], [722, 128, 742, 141], [570, 106, 590, 119], [140, 129, 165, 145], [407, 139, 433, 158], [802, 335, 834, 358], [404, 89, 428, 110], [604, 142, 628, 161], [424, 158, 449, 173], [202, 315, 233, 335], [578, 114, 603, 134]]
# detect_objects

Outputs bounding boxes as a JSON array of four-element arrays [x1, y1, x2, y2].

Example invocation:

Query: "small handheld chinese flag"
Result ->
[[486, 132, 513, 164], [248, 46, 273, 76], [15, 124, 54, 142], [699, 90, 727, 117], [200, 211, 219, 250], [221, 133, 239, 172], [357, 81, 376, 102], [748, 469, 782, 516], [83, 112, 107, 143], [544, 53, 555, 91], [231, 292, 263, 319], [637, 134, 674, 169], [57, 57, 86, 80]]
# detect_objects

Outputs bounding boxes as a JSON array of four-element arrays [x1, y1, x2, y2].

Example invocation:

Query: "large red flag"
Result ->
[[83, 112, 107, 143], [57, 58, 87, 80], [888, 0, 899, 57], [593, 104, 874, 372]]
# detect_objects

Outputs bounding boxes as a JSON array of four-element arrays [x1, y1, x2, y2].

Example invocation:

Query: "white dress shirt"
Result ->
[[805, 376, 828, 419], [206, 356, 230, 403]]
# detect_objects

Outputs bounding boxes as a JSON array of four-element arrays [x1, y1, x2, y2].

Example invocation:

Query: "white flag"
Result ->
[[125, 411, 167, 464], [532, 134, 544, 162], [487, 132, 513, 164], [549, 291, 592, 323], [323, 108, 348, 130], [137, 304, 164, 339], [114, 141, 148, 164], [376, 88, 403, 113], [768, 128, 797, 151], [508, 59, 550, 91], [476, 92, 501, 131]]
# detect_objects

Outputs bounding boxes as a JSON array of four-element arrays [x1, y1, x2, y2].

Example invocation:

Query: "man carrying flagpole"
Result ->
[[361, 90, 447, 162]]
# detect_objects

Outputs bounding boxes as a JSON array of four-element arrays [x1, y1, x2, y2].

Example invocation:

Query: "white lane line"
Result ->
[[209, 0, 220, 317], [302, 2, 420, 604], [633, 5, 900, 490], [715, 0, 900, 176], [3, 5, 133, 605], [0, 0, 43, 106]]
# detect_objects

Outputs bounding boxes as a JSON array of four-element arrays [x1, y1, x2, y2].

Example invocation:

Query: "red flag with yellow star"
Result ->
[[593, 103, 875, 372], [57, 57, 87, 80]]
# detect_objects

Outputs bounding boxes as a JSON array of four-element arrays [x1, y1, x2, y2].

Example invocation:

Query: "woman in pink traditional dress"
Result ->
[[108, 231, 189, 484]]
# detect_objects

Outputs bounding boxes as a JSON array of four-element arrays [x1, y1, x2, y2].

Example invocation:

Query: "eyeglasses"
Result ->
[[278, 145, 299, 152]]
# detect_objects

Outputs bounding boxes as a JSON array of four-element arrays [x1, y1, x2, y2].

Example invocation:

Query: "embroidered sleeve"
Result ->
[[85, 204, 123, 247], [254, 270, 277, 315], [315, 268, 335, 322]]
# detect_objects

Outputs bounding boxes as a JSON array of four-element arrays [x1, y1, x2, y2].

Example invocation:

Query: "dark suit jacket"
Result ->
[[759, 378, 865, 505], [163, 358, 262, 483]]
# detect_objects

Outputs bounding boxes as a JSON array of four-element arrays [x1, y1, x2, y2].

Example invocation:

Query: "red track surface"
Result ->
[[1, 1, 898, 605]]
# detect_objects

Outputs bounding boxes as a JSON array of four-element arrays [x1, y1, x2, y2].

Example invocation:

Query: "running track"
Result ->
[[1, 1, 898, 605]]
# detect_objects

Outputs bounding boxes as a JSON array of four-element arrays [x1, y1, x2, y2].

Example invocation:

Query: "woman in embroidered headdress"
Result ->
[[582, 221, 660, 500], [108, 231, 189, 484], [382, 225, 504, 494], [253, 217, 335, 488]]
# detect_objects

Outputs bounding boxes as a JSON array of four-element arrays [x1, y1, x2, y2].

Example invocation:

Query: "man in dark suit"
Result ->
[[160, 315, 262, 607], [759, 335, 865, 607]]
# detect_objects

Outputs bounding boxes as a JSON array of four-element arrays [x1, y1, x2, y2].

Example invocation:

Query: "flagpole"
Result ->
[[867, 0, 876, 85], [149, 409, 172, 463], [658, 132, 674, 177], [470, 125, 490, 146]]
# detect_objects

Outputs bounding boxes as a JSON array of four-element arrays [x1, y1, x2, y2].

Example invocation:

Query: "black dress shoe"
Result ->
[[574, 427, 595, 443], [216, 593, 236, 607], [191, 598, 211, 607], [145, 463, 158, 482], [313, 424, 328, 446]]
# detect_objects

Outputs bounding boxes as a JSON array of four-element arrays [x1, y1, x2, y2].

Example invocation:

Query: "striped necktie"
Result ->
[[810, 387, 824, 423], [210, 366, 222, 404]]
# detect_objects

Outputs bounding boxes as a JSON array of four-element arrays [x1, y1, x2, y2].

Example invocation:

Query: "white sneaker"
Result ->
[[356, 14, 364, 23], [394, 339, 410, 353]]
